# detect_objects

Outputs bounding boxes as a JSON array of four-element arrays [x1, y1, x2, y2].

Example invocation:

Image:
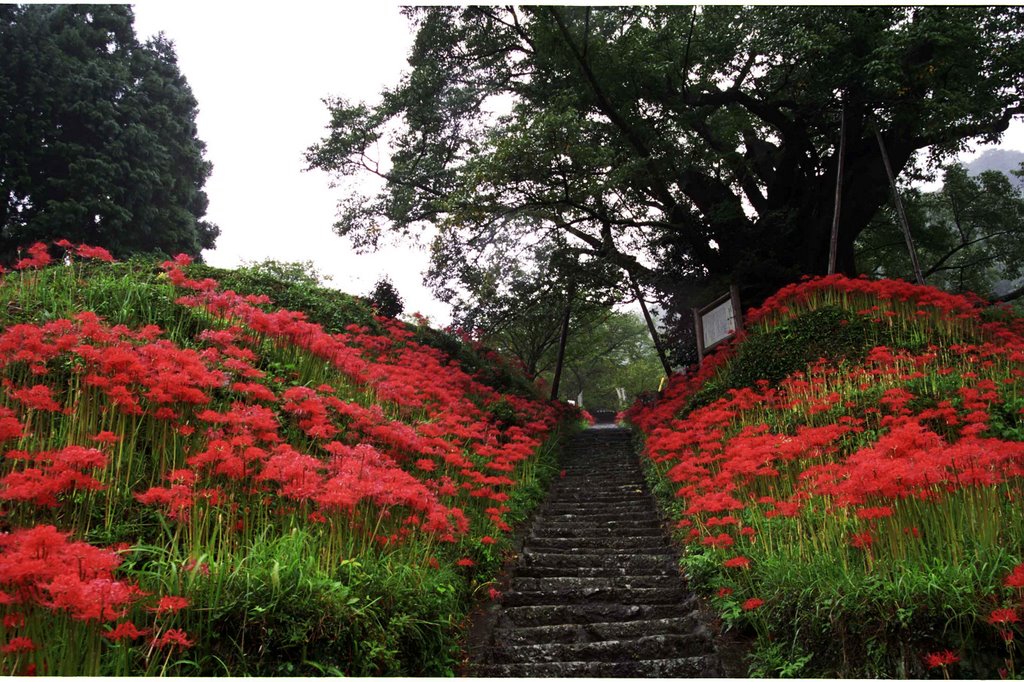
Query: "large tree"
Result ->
[[0, 4, 218, 262], [308, 6, 1023, 311], [857, 162, 1024, 301]]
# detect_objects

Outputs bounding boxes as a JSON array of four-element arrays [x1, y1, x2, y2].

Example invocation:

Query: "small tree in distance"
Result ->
[[368, 277, 404, 318]]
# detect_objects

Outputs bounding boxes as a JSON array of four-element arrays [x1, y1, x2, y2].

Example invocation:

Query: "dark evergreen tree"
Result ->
[[367, 277, 404, 318], [0, 4, 217, 263]]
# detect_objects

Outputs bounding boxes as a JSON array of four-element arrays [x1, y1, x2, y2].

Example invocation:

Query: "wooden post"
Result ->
[[875, 128, 924, 285], [828, 101, 847, 275], [629, 275, 672, 377]]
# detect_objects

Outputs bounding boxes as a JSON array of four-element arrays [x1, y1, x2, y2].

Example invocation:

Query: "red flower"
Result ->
[[103, 621, 150, 641], [988, 608, 1020, 625], [153, 628, 194, 649], [480, 535, 496, 545], [150, 595, 189, 614], [1, 636, 37, 654], [1004, 563, 1024, 589], [723, 556, 751, 569], [716, 587, 733, 598], [741, 597, 764, 611], [488, 587, 501, 600], [456, 557, 475, 567], [74, 244, 115, 262], [924, 650, 960, 669]]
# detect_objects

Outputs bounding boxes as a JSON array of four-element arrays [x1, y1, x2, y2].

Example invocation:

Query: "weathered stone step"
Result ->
[[491, 614, 704, 646], [502, 585, 687, 607], [468, 656, 721, 678], [514, 564, 677, 579], [498, 600, 697, 627], [530, 525, 665, 539], [525, 535, 670, 551], [540, 503, 658, 515], [530, 524, 664, 537], [520, 550, 677, 570], [540, 510, 660, 523], [486, 632, 713, 664], [510, 575, 680, 593]]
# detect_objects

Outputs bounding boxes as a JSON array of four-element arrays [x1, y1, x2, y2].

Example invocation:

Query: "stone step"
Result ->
[[501, 585, 688, 607], [510, 575, 680, 593], [467, 656, 721, 678], [513, 564, 678, 579], [519, 550, 677, 570], [491, 614, 705, 646], [486, 632, 713, 664], [540, 503, 659, 515], [498, 599, 697, 627], [539, 510, 661, 523], [530, 524, 664, 538], [524, 535, 670, 551]]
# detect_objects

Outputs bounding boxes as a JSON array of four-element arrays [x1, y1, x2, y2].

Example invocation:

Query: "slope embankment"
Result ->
[[627, 275, 1024, 678]]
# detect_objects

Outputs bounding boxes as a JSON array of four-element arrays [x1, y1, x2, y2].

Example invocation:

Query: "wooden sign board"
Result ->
[[693, 285, 742, 364]]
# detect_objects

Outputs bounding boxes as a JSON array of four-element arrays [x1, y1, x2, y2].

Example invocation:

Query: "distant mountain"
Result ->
[[965, 148, 1024, 190]]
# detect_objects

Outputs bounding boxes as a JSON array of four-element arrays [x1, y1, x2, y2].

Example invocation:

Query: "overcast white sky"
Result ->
[[130, 3, 1024, 325]]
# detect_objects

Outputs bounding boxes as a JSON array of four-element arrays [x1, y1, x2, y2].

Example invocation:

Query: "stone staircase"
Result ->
[[465, 425, 723, 677]]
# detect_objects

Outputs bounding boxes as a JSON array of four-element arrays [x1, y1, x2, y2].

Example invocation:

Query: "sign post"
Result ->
[[693, 285, 742, 365]]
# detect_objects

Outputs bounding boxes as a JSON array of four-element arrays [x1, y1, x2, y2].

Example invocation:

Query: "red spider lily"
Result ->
[[988, 608, 1020, 625], [1004, 563, 1024, 589], [488, 587, 501, 600], [742, 597, 764, 611], [3, 612, 26, 628], [150, 595, 189, 615], [849, 532, 874, 551], [13, 242, 52, 270], [924, 650, 960, 669], [717, 587, 733, 597], [723, 556, 751, 569], [103, 621, 150, 641], [456, 558, 475, 567], [701, 533, 735, 550], [153, 628, 194, 649], [0, 446, 108, 508], [73, 244, 114, 262], [0, 636, 37, 654], [0, 526, 144, 622]]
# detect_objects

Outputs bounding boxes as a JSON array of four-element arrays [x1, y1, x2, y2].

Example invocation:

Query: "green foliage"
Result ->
[[689, 306, 874, 410], [308, 6, 1024, 317], [0, 5, 217, 262], [189, 261, 381, 333], [556, 310, 664, 410], [858, 162, 1024, 302]]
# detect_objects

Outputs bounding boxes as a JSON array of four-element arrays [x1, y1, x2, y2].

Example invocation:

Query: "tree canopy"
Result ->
[[857, 162, 1024, 301], [308, 6, 1023, 312], [0, 4, 218, 263]]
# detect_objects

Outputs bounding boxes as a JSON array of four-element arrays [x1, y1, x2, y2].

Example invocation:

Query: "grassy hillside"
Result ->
[[0, 242, 578, 676], [626, 274, 1024, 678]]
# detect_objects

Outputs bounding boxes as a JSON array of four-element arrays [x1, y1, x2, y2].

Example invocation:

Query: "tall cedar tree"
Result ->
[[0, 4, 218, 262]]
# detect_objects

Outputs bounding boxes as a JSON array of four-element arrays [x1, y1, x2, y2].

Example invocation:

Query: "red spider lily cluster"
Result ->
[[628, 274, 1024, 670], [0, 241, 570, 674]]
